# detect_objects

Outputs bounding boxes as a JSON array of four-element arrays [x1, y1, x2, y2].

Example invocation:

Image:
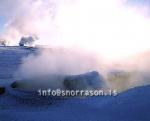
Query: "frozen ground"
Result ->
[[0, 47, 150, 121]]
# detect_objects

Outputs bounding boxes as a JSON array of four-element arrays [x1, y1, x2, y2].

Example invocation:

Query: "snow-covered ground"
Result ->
[[0, 47, 150, 121]]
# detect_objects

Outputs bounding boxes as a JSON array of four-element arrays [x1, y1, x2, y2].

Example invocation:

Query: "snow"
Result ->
[[0, 47, 150, 121]]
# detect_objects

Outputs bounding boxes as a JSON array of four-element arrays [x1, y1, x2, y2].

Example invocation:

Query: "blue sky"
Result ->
[[0, 16, 6, 33], [127, 0, 150, 6]]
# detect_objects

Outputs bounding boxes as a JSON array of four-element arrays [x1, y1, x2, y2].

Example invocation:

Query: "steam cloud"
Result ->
[[14, 48, 107, 90], [0, 0, 150, 60], [16, 48, 103, 79], [0, 0, 59, 45], [0, 0, 150, 90], [19, 36, 38, 46]]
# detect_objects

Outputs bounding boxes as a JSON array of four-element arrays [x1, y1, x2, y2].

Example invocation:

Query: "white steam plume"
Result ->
[[1, 0, 150, 90], [15, 48, 103, 79], [0, 0, 59, 45], [0, 0, 150, 60]]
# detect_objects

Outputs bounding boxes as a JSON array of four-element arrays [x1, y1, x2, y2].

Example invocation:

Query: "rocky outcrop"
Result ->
[[64, 71, 105, 90], [11, 81, 19, 88], [0, 86, 5, 95]]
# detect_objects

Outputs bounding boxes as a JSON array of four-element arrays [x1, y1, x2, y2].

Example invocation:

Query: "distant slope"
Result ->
[[0, 47, 37, 81]]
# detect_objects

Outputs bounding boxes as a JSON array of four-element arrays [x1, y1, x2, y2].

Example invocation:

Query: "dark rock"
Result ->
[[64, 71, 105, 90], [0, 86, 5, 95], [11, 81, 19, 88]]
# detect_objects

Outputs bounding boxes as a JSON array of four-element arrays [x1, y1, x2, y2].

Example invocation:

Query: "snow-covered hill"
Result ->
[[0, 47, 150, 121], [1, 84, 150, 121]]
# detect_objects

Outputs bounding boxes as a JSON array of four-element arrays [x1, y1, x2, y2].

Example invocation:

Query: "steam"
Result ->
[[19, 36, 38, 46], [16, 48, 103, 79], [0, 39, 8, 46], [0, 0, 59, 45], [0, 0, 150, 60], [1, 0, 150, 90]]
